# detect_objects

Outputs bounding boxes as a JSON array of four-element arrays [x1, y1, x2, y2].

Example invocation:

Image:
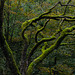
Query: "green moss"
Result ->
[[21, 20, 30, 29], [62, 26, 75, 34], [64, 15, 75, 19], [41, 42, 48, 53], [24, 34, 29, 43], [5, 40, 21, 75], [21, 17, 39, 29]]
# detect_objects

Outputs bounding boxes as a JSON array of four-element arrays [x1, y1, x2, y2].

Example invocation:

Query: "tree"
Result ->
[[0, 0, 75, 75]]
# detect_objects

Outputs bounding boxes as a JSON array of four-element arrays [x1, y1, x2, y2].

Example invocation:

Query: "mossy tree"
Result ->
[[0, 0, 75, 75]]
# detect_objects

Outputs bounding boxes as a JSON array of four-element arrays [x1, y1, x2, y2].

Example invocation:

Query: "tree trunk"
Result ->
[[20, 40, 28, 75], [0, 1, 21, 75]]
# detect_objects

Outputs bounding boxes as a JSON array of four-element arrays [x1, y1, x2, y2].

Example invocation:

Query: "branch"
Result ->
[[28, 23, 75, 60], [41, 42, 48, 53], [58, 0, 75, 7], [59, 18, 65, 32], [60, 43, 75, 46], [35, 19, 50, 43], [28, 36, 56, 61], [39, 1, 61, 17], [63, 0, 72, 15], [52, 19, 65, 37], [65, 19, 75, 22], [42, 15, 75, 19], [53, 18, 65, 36], [40, 1, 75, 17]]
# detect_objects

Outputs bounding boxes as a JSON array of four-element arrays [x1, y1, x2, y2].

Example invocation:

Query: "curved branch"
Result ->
[[35, 19, 50, 43], [22, 26, 29, 40]]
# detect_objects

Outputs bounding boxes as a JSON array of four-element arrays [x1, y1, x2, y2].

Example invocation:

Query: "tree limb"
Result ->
[[60, 43, 75, 46], [35, 19, 50, 43], [28, 36, 56, 62]]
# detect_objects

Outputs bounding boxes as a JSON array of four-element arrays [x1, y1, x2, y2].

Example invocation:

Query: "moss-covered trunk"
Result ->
[[0, 0, 21, 75]]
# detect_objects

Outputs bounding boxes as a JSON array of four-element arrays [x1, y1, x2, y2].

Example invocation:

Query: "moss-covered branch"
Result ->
[[65, 19, 75, 21], [27, 26, 75, 75], [28, 36, 56, 61], [60, 43, 75, 46], [42, 15, 75, 19], [41, 42, 48, 53]]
